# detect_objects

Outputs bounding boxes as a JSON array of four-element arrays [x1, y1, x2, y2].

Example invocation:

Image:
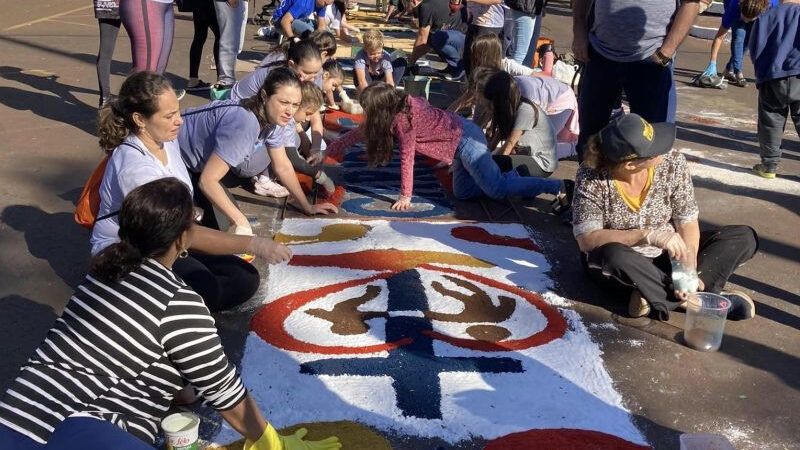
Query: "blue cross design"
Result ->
[[300, 269, 523, 419]]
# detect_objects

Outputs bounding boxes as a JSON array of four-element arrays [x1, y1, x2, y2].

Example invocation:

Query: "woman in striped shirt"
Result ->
[[0, 179, 340, 450]]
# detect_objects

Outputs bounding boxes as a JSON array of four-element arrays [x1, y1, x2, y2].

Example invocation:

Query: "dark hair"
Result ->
[[470, 34, 503, 73], [240, 67, 301, 127], [322, 60, 344, 81], [90, 178, 194, 282], [264, 36, 324, 68], [307, 30, 337, 58], [359, 82, 409, 167], [97, 71, 173, 153], [482, 71, 538, 141], [581, 133, 649, 171], [333, 0, 346, 15]]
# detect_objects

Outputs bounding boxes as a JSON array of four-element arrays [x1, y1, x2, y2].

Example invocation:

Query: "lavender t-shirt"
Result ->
[[467, 2, 504, 28], [515, 75, 569, 112], [230, 52, 287, 101]]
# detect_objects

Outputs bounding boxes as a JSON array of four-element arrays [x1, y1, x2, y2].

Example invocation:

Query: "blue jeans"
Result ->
[[576, 45, 676, 160], [522, 13, 543, 67], [428, 30, 465, 76], [291, 17, 316, 37], [214, 0, 248, 84], [508, 9, 536, 64], [452, 118, 561, 200], [725, 20, 751, 74], [0, 418, 155, 449]]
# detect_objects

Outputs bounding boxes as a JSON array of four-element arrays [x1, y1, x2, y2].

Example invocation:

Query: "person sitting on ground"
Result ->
[[321, 60, 346, 109], [747, 0, 800, 179], [479, 70, 561, 183], [407, 0, 468, 80], [326, 82, 572, 210], [572, 113, 759, 320], [282, 82, 337, 195], [0, 178, 339, 450], [92, 71, 291, 313], [272, 0, 335, 42], [698, 0, 774, 88], [324, 0, 360, 40], [354, 30, 408, 94], [180, 68, 338, 229]]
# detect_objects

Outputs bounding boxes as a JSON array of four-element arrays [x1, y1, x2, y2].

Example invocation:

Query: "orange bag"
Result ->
[[74, 155, 110, 229]]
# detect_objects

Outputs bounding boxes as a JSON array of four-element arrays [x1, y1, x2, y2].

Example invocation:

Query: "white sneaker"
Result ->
[[252, 175, 289, 198]]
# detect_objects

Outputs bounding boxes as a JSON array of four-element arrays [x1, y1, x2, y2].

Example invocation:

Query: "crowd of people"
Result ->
[[2, 0, 799, 447]]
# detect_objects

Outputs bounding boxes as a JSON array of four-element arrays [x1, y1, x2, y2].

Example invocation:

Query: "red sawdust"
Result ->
[[451, 226, 541, 252], [485, 429, 651, 450], [323, 109, 364, 131], [316, 185, 346, 206]]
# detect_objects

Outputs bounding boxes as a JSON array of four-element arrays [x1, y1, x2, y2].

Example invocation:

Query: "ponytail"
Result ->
[[483, 71, 521, 141], [89, 240, 144, 282]]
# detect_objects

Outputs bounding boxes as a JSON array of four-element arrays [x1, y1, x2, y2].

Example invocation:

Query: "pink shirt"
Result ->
[[327, 97, 463, 197]]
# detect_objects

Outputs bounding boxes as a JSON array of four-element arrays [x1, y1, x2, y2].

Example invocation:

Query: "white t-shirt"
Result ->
[[91, 135, 193, 255], [324, 4, 343, 30]]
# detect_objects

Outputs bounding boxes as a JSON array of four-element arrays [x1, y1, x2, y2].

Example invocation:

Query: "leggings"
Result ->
[[97, 19, 121, 101], [120, 0, 175, 73], [173, 252, 260, 312], [190, 0, 220, 79], [0, 418, 155, 449]]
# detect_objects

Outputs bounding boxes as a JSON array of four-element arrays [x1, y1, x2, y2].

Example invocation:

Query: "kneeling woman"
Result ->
[[179, 67, 337, 232], [92, 71, 291, 312], [0, 179, 339, 450], [327, 82, 571, 211], [572, 114, 758, 320]]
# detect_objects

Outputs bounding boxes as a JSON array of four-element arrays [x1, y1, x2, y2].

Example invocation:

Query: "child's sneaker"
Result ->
[[752, 163, 777, 179], [253, 175, 289, 197], [721, 290, 756, 321]]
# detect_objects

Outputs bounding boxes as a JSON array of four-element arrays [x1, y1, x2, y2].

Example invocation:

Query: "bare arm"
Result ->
[[269, 146, 337, 215], [708, 25, 728, 64], [659, 0, 701, 57], [409, 25, 431, 66], [190, 225, 254, 254], [494, 129, 523, 155], [309, 110, 324, 153], [571, 0, 592, 62], [674, 220, 700, 267], [385, 70, 396, 87], [575, 229, 649, 253], [355, 68, 369, 94], [198, 154, 249, 229], [316, 13, 327, 31], [468, 0, 502, 5], [280, 12, 297, 39], [218, 394, 268, 442]]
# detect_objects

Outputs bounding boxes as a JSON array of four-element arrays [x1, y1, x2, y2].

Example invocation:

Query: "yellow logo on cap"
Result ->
[[641, 118, 654, 141]]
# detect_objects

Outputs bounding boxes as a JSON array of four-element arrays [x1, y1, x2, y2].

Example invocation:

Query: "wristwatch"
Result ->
[[652, 49, 671, 67]]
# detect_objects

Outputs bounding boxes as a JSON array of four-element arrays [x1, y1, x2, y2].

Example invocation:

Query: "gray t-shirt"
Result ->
[[589, 0, 679, 62], [353, 49, 394, 77], [178, 100, 294, 177], [514, 102, 558, 173], [467, 2, 504, 28], [230, 52, 286, 101]]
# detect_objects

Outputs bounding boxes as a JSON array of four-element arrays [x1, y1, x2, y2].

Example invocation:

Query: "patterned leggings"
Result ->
[[120, 0, 174, 73]]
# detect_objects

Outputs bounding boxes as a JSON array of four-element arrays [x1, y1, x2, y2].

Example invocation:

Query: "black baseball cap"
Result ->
[[598, 113, 676, 163]]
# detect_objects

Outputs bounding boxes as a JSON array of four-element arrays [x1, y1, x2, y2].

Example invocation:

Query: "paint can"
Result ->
[[161, 412, 200, 450]]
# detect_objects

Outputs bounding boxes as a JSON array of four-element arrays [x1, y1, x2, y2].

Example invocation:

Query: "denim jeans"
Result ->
[[508, 9, 536, 64], [428, 29, 465, 77], [291, 17, 316, 37], [757, 75, 800, 167], [214, 0, 248, 84], [522, 13, 543, 67], [452, 118, 561, 200], [725, 20, 751, 74], [576, 45, 676, 160]]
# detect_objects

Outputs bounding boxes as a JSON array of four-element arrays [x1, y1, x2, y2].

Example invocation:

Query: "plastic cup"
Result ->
[[161, 412, 200, 450], [683, 292, 730, 352]]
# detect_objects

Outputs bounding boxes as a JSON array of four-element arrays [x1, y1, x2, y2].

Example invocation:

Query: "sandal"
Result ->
[[551, 179, 574, 215]]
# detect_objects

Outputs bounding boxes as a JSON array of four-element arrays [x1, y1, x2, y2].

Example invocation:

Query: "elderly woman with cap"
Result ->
[[572, 113, 759, 321]]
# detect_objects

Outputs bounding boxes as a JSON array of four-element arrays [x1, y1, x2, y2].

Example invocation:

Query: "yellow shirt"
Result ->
[[614, 167, 655, 211]]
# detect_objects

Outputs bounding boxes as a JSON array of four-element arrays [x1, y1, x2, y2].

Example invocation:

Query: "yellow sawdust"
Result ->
[[274, 223, 371, 245], [208, 421, 392, 450]]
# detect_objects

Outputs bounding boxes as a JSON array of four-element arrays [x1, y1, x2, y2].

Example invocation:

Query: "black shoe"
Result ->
[[551, 179, 574, 215], [721, 290, 756, 321], [442, 69, 465, 81], [186, 80, 211, 92]]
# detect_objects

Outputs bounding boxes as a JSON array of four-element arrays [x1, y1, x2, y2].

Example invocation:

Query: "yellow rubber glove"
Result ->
[[244, 424, 341, 450]]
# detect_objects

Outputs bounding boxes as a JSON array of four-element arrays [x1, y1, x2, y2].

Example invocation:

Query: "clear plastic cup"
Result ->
[[683, 292, 730, 352]]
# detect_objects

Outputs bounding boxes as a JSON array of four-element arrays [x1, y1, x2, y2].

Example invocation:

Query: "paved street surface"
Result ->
[[0, 1, 797, 448]]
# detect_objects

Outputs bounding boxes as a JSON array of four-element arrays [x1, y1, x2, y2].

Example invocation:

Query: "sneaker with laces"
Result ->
[[252, 175, 290, 197], [174, 89, 186, 101], [186, 80, 211, 92], [752, 163, 777, 179], [628, 290, 651, 318], [732, 72, 748, 87], [721, 290, 756, 321]]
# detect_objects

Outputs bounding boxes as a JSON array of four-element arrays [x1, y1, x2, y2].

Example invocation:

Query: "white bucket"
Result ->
[[161, 412, 200, 450]]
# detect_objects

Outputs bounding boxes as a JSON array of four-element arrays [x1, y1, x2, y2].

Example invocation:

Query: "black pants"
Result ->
[[173, 252, 260, 312], [582, 225, 758, 320], [492, 154, 552, 178], [97, 19, 121, 101], [190, 172, 238, 231], [190, 0, 220, 79]]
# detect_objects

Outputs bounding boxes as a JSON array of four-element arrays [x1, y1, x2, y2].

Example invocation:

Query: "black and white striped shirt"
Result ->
[[0, 259, 247, 444]]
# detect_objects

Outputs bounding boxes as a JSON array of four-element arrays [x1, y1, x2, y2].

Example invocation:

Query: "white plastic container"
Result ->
[[161, 412, 200, 450]]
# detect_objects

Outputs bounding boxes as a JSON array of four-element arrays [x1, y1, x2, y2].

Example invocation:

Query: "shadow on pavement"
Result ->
[[0, 295, 57, 392]]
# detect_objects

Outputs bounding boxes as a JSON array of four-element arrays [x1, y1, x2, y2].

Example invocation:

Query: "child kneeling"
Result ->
[[354, 30, 408, 95]]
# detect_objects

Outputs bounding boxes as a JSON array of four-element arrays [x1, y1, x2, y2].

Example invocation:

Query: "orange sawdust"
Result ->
[[290, 249, 494, 272], [209, 420, 392, 450], [275, 223, 371, 245]]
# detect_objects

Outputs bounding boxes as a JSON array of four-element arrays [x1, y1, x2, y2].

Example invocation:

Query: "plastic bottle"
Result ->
[[539, 43, 555, 76]]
